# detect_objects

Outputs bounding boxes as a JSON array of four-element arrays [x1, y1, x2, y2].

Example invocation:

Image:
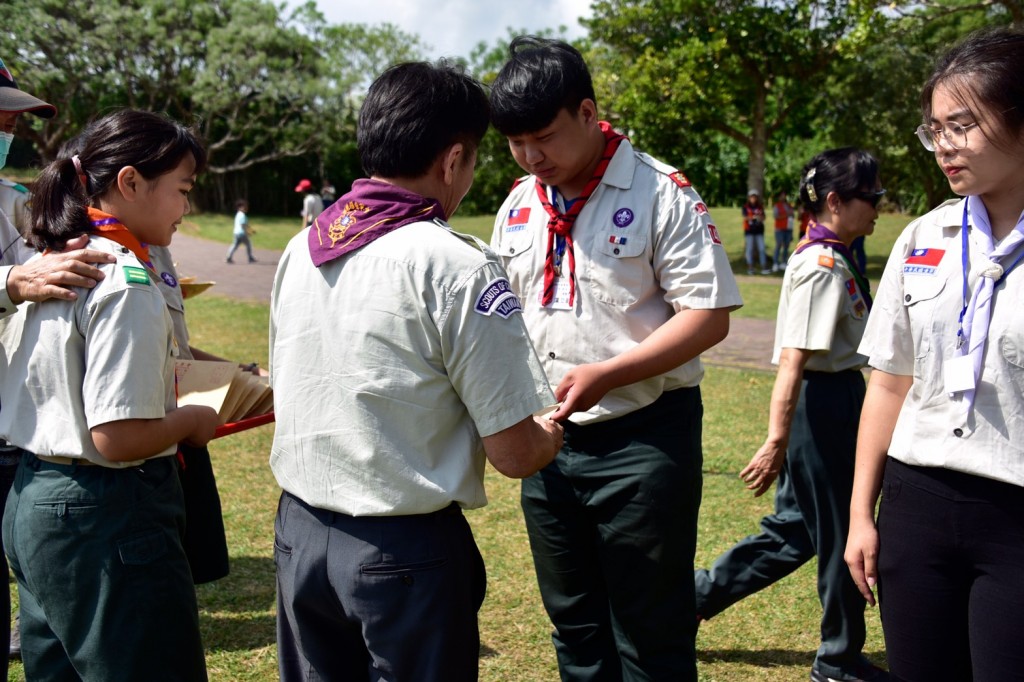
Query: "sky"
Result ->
[[294, 0, 593, 60]]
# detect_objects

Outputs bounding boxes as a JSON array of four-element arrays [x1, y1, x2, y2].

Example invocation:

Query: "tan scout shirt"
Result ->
[[491, 140, 742, 424], [772, 242, 869, 373], [0, 236, 177, 467], [860, 199, 1024, 486], [270, 220, 553, 516]]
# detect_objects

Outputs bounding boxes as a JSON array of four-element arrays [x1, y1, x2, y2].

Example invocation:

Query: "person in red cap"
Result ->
[[0, 55, 115, 678], [295, 177, 323, 230]]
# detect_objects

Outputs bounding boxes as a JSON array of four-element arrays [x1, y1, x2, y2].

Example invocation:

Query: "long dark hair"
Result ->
[[31, 109, 206, 251]]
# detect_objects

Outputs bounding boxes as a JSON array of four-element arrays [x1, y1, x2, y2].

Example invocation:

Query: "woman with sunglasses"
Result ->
[[846, 27, 1024, 682], [696, 147, 886, 682]]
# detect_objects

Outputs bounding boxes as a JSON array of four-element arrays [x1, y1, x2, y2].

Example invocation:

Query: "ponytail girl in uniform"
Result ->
[[846, 27, 1024, 682], [0, 109, 219, 681], [696, 148, 886, 682]]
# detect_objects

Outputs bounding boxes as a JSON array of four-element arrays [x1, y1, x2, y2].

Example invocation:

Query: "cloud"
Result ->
[[295, 0, 592, 59]]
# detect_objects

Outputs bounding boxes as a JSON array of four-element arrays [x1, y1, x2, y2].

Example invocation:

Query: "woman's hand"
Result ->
[[845, 515, 880, 606]]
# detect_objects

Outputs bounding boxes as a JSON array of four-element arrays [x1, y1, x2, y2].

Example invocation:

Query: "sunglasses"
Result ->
[[852, 189, 886, 208]]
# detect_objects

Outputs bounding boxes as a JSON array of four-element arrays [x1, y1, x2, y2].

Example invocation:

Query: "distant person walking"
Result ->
[[295, 178, 323, 230], [226, 198, 256, 264]]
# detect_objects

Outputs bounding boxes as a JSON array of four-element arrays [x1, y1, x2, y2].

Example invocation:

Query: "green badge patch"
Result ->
[[123, 266, 151, 285]]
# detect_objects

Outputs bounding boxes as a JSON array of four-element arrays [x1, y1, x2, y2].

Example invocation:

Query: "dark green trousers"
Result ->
[[522, 387, 704, 682], [2, 452, 206, 681], [694, 369, 867, 679]]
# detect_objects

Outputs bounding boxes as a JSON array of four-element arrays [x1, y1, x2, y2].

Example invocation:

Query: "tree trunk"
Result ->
[[746, 83, 768, 197]]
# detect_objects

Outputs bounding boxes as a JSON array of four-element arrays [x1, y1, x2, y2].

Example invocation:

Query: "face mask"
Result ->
[[0, 132, 13, 170]]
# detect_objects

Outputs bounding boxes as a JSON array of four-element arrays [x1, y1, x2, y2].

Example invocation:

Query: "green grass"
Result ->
[[6, 296, 884, 681]]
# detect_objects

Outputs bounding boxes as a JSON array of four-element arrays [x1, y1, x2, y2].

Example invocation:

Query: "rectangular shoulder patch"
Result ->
[[474, 277, 522, 319], [817, 255, 835, 269], [123, 266, 151, 285], [669, 171, 691, 188]]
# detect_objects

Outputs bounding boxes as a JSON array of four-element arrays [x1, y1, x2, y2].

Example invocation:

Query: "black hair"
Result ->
[[235, 198, 248, 210], [921, 27, 1024, 146], [32, 109, 206, 251], [490, 36, 596, 137], [799, 147, 879, 216], [357, 60, 489, 179]]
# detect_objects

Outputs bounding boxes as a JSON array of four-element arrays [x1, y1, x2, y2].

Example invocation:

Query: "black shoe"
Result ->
[[810, 661, 889, 682], [248, 258, 257, 263]]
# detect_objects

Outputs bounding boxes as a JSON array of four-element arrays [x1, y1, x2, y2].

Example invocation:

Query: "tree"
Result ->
[[584, 0, 872, 198]]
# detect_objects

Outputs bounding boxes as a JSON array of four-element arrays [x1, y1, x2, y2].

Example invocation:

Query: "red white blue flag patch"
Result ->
[[508, 208, 531, 225]]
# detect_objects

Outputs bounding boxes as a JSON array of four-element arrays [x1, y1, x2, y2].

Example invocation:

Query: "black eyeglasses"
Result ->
[[852, 189, 886, 208]]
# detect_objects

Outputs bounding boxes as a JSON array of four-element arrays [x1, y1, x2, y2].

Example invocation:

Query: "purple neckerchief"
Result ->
[[308, 178, 446, 267], [794, 220, 872, 309]]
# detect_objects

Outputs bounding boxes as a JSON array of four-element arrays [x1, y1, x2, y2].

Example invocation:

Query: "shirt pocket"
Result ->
[[902, 275, 949, 397], [583, 229, 651, 306], [996, 291, 1024, 396]]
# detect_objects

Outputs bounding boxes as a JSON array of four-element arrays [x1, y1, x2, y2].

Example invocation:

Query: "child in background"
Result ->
[[226, 197, 256, 264], [0, 109, 218, 680]]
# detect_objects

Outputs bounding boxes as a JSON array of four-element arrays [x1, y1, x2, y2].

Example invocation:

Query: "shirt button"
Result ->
[[613, 248, 621, 255], [548, 352, 556, 359], [509, 247, 515, 254], [905, 294, 911, 302], [953, 428, 964, 437]]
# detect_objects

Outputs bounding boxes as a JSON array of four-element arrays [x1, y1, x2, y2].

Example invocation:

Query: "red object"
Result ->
[[214, 412, 275, 439], [905, 248, 945, 266], [508, 207, 531, 225]]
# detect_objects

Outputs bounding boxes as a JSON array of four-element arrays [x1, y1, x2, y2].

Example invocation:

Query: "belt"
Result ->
[[34, 454, 98, 466]]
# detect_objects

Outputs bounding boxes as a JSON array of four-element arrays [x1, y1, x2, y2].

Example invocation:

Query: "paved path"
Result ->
[[169, 233, 776, 372]]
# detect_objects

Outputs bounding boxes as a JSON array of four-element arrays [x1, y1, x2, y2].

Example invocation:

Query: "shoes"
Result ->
[[810, 660, 889, 682], [225, 259, 234, 264], [248, 258, 257, 263], [747, 269, 756, 275], [760, 269, 772, 275], [9, 612, 20, 660]]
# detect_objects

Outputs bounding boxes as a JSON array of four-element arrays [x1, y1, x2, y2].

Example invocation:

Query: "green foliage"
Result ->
[[585, 0, 866, 201]]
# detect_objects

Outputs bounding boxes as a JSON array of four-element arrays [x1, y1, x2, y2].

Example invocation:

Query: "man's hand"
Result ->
[[739, 441, 786, 497], [550, 361, 613, 421], [7, 235, 115, 304]]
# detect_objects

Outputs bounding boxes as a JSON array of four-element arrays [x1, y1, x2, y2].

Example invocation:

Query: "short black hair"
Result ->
[[235, 198, 248, 210], [490, 36, 596, 137], [921, 26, 1024, 147], [357, 61, 489, 179], [799, 147, 879, 216]]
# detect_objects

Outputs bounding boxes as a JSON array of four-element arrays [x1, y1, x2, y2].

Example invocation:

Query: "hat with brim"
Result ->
[[294, 179, 313, 193], [0, 58, 56, 118]]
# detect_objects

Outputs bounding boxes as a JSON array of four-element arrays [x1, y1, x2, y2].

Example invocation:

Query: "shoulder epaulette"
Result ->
[[510, 174, 531, 192], [0, 178, 28, 194]]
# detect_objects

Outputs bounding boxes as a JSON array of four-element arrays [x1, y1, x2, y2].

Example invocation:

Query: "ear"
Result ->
[[578, 99, 598, 126], [825, 190, 842, 215], [441, 142, 464, 186], [116, 166, 142, 202]]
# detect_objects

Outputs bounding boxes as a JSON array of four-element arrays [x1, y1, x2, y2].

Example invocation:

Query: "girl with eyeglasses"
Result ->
[[695, 147, 887, 682], [846, 27, 1024, 682]]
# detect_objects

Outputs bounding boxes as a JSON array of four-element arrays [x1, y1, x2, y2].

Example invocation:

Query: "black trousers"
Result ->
[[878, 458, 1024, 682]]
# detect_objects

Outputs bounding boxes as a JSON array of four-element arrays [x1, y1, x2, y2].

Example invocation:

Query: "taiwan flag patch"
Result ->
[[508, 207, 531, 225], [906, 248, 945, 266], [904, 248, 945, 276]]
